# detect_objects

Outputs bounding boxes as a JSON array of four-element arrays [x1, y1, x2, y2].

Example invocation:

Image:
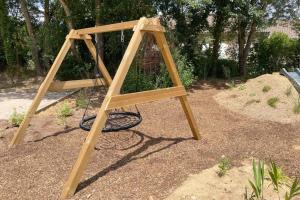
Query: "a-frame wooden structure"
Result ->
[[9, 17, 200, 199]]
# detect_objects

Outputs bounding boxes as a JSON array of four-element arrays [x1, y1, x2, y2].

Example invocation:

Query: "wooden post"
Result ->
[[10, 34, 73, 146], [60, 17, 148, 199], [153, 26, 200, 140]]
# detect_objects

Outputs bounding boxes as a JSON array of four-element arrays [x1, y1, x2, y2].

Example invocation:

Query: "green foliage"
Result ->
[[262, 85, 271, 93], [57, 101, 73, 127], [267, 97, 279, 108], [217, 155, 231, 177], [9, 108, 24, 127], [285, 179, 300, 200], [245, 160, 300, 200], [75, 91, 88, 109], [248, 160, 265, 199]]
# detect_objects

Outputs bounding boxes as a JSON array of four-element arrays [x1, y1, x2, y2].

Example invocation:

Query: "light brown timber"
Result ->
[[48, 79, 106, 91]]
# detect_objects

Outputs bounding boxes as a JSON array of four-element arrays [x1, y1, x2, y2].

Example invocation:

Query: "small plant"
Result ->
[[293, 98, 300, 114], [262, 85, 271, 93], [217, 155, 231, 177], [9, 108, 25, 127], [285, 86, 292, 97], [76, 91, 88, 109], [267, 97, 279, 108], [244, 160, 300, 200], [227, 80, 236, 90], [285, 179, 300, 200], [239, 84, 246, 90], [57, 101, 73, 128]]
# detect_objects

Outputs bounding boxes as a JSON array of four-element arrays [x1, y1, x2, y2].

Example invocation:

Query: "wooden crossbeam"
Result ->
[[140, 24, 166, 32], [48, 79, 105, 91], [106, 86, 186, 110], [76, 20, 139, 35]]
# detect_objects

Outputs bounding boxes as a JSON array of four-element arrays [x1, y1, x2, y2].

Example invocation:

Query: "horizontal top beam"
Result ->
[[76, 20, 139, 35]]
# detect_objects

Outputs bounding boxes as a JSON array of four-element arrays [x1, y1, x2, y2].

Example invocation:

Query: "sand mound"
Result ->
[[214, 73, 300, 124]]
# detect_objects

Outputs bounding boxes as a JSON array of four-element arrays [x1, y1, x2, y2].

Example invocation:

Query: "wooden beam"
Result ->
[[10, 35, 72, 146], [60, 17, 149, 199], [76, 20, 139, 35], [140, 24, 166, 32], [83, 38, 112, 85], [48, 79, 106, 91], [106, 86, 186, 110], [67, 32, 92, 40]]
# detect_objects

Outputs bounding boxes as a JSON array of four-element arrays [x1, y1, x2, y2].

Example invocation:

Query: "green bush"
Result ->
[[9, 108, 24, 127]]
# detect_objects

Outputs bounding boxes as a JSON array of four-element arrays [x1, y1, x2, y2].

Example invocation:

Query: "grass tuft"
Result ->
[[285, 86, 292, 97], [262, 85, 271, 93], [293, 98, 300, 114], [267, 97, 279, 108], [9, 108, 24, 127]]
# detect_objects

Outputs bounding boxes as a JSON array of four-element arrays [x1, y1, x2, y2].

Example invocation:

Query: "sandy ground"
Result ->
[[214, 73, 300, 124], [0, 83, 72, 120], [166, 159, 294, 200], [0, 81, 299, 200]]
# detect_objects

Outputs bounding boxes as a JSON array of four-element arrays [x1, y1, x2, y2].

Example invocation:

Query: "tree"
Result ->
[[19, 0, 41, 75], [232, 0, 300, 77], [58, 0, 81, 61], [95, 0, 104, 59]]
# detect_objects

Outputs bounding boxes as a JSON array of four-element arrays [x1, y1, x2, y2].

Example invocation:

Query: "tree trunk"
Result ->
[[238, 21, 256, 78], [211, 9, 225, 77], [19, 0, 42, 75], [59, 0, 81, 61], [95, 0, 104, 60], [43, 0, 51, 72]]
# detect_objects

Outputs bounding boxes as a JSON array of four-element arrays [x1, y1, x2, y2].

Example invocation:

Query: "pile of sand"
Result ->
[[214, 73, 300, 124]]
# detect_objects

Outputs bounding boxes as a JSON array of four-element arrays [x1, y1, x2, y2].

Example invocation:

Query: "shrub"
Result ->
[[9, 108, 24, 127], [57, 101, 73, 127], [217, 155, 231, 177], [267, 97, 279, 108]]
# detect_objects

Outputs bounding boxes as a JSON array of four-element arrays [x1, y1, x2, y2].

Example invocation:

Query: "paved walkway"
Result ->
[[0, 86, 71, 120]]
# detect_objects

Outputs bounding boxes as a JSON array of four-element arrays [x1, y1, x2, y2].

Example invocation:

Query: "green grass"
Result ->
[[285, 86, 292, 97], [267, 97, 279, 108], [9, 108, 24, 127], [75, 91, 88, 109], [293, 99, 300, 114], [57, 101, 73, 127], [262, 85, 271, 93]]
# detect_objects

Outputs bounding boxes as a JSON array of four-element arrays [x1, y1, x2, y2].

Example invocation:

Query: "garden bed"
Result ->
[[0, 81, 299, 200], [214, 73, 300, 124]]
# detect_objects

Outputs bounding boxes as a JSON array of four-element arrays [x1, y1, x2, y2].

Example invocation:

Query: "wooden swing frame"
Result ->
[[9, 17, 200, 199]]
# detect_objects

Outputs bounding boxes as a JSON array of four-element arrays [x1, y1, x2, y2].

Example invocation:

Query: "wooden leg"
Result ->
[[153, 31, 201, 140], [10, 38, 72, 146], [179, 96, 200, 140], [60, 105, 108, 199]]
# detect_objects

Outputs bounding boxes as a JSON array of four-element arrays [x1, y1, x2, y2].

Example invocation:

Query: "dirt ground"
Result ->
[[0, 80, 300, 200], [215, 73, 300, 124]]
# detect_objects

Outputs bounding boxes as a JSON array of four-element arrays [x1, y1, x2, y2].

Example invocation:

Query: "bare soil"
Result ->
[[0, 81, 300, 200], [215, 73, 300, 124]]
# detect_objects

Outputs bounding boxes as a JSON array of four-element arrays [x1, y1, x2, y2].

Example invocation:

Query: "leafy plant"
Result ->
[[285, 179, 300, 200], [262, 85, 271, 93], [57, 101, 73, 128], [217, 155, 231, 177], [285, 86, 292, 97], [9, 108, 25, 127], [267, 97, 279, 108], [248, 160, 265, 199]]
